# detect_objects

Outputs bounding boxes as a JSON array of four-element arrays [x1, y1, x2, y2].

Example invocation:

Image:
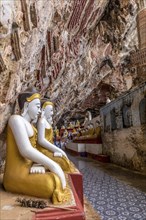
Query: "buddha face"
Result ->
[[47, 116, 53, 125], [27, 98, 41, 122], [44, 105, 54, 121], [90, 124, 93, 129]]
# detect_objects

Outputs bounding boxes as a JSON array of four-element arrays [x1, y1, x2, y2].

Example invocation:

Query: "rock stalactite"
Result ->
[[20, 0, 30, 31], [30, 3, 38, 28], [0, 54, 6, 72], [11, 23, 22, 61]]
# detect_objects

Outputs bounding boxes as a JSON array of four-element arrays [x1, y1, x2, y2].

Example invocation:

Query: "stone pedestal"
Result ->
[[33, 173, 85, 220]]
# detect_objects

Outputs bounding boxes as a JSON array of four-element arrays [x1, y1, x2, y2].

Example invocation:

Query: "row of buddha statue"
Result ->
[[54, 119, 101, 143], [54, 120, 81, 140], [73, 121, 101, 141], [3, 88, 75, 204]]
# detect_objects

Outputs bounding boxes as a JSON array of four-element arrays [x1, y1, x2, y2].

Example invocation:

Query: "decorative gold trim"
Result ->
[[42, 101, 54, 109], [26, 93, 41, 102]]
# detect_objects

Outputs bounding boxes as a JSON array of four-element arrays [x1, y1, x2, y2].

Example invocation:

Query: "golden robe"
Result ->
[[37, 127, 75, 173], [3, 126, 69, 204]]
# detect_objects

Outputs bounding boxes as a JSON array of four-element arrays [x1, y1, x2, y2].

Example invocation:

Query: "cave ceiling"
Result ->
[[47, 0, 142, 126], [0, 0, 146, 131]]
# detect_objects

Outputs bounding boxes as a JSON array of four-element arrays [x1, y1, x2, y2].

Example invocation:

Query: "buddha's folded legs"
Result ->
[[3, 166, 69, 204]]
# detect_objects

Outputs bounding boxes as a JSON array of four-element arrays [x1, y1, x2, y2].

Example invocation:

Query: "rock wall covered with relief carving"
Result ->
[[100, 82, 146, 172], [0, 0, 146, 165]]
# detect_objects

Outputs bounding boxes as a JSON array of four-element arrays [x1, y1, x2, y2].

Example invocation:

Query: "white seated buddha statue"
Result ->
[[3, 90, 69, 204], [37, 99, 75, 173]]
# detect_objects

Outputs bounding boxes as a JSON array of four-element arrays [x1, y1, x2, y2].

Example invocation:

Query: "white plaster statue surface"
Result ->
[[4, 95, 66, 192], [10, 98, 66, 188], [37, 104, 67, 158], [37, 101, 74, 173]]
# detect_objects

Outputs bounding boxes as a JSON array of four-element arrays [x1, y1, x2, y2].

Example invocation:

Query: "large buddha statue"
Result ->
[[3, 90, 69, 204], [37, 99, 75, 173]]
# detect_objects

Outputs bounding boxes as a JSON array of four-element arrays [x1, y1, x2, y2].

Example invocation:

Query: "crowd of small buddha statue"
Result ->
[[54, 118, 101, 146], [3, 88, 76, 205], [73, 122, 101, 142]]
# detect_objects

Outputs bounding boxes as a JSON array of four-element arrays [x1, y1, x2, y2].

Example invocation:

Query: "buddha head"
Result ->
[[18, 88, 41, 123], [89, 123, 94, 129], [47, 116, 53, 125], [41, 99, 54, 123]]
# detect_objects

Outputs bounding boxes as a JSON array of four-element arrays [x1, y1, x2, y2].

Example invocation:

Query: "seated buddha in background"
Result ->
[[75, 120, 80, 128], [85, 122, 101, 139], [84, 121, 101, 138], [73, 128, 86, 140], [86, 123, 95, 138], [93, 120, 101, 137], [54, 126, 60, 141], [3, 89, 68, 204], [72, 127, 77, 135], [73, 128, 81, 140], [80, 128, 86, 136], [67, 122, 74, 129], [76, 127, 82, 137], [61, 125, 65, 129], [74, 121, 101, 141], [37, 99, 75, 173], [62, 129, 68, 138]]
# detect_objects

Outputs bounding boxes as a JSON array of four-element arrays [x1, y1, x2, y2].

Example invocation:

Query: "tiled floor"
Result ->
[[67, 153, 146, 220]]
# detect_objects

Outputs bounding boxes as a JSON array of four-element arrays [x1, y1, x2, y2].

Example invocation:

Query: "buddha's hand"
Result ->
[[54, 152, 63, 157], [30, 164, 45, 174], [54, 151, 68, 158], [62, 151, 68, 158]]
